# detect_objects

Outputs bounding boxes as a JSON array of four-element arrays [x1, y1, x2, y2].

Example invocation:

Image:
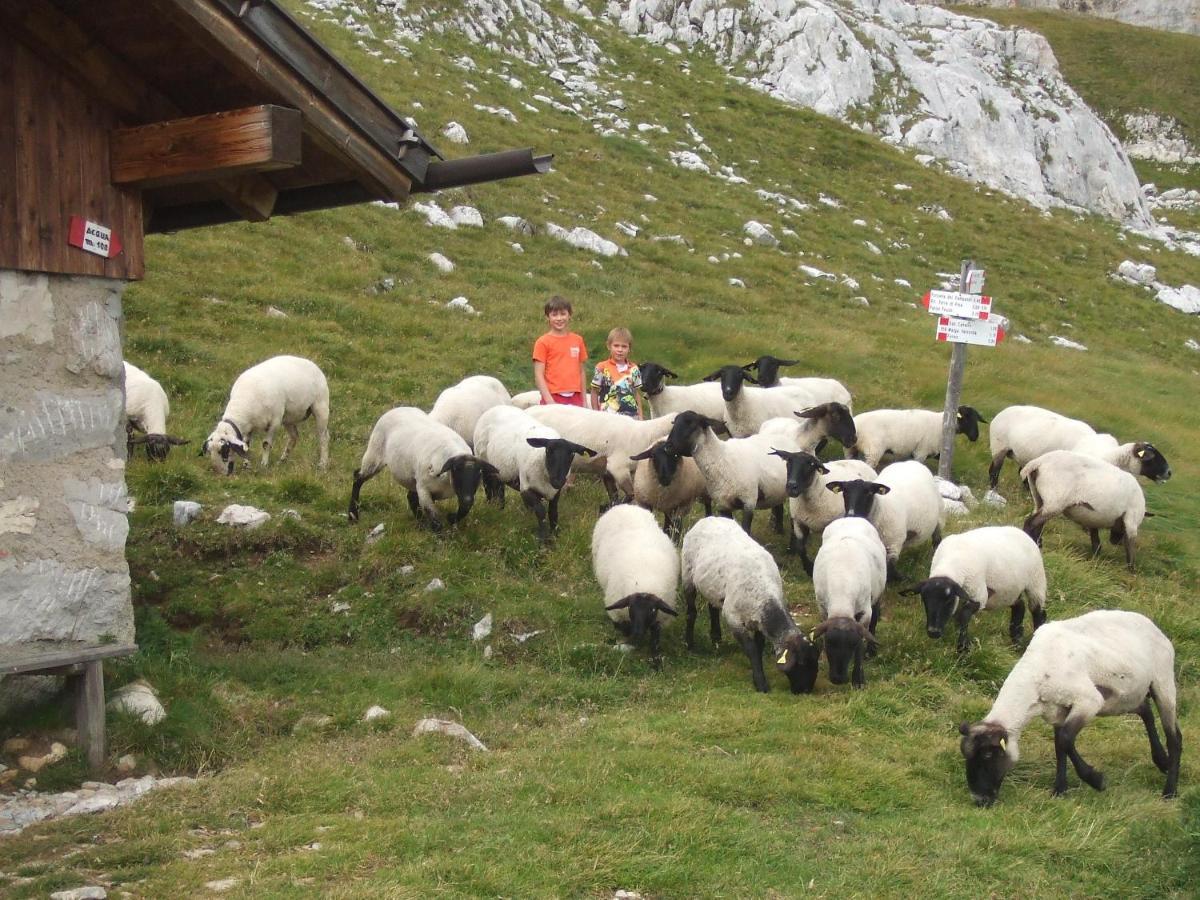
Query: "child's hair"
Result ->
[[544, 295, 573, 315], [607, 327, 633, 345]]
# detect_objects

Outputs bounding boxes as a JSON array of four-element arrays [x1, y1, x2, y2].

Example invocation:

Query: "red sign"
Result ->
[[922, 290, 992, 319], [68, 216, 123, 259], [935, 316, 1005, 347]]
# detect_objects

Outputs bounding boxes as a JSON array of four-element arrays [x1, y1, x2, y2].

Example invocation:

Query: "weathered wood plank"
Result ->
[[111, 105, 302, 189], [0, 643, 137, 676], [0, 35, 17, 268], [75, 661, 108, 771]]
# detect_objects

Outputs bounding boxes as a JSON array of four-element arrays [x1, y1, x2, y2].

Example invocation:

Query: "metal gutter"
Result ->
[[415, 149, 554, 192]]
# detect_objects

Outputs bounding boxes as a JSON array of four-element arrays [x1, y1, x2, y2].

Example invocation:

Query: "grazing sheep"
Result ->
[[903, 526, 1047, 652], [347, 406, 498, 529], [827, 460, 945, 580], [742, 355, 853, 407], [812, 517, 888, 688], [592, 505, 680, 661], [202, 355, 330, 475], [661, 411, 799, 535], [638, 362, 727, 420], [630, 439, 713, 539], [987, 405, 1171, 488], [429, 375, 512, 447], [959, 610, 1181, 806], [850, 406, 987, 470], [511, 390, 542, 410], [680, 517, 819, 693], [473, 406, 596, 541], [703, 364, 855, 440], [123, 361, 188, 461], [1019, 450, 1147, 571], [767, 450, 876, 574], [526, 404, 676, 505]]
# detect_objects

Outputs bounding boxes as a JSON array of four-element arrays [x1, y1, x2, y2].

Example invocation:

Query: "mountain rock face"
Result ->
[[607, 0, 1150, 224], [938, 0, 1200, 36]]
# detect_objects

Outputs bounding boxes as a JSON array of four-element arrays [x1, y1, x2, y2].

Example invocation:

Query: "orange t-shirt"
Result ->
[[532, 332, 588, 394]]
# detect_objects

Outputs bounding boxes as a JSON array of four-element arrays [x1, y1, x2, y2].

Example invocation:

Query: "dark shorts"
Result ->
[[542, 392, 584, 407]]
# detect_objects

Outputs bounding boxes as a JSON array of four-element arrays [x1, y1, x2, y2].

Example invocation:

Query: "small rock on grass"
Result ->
[[983, 489, 1007, 508], [425, 578, 445, 592], [173, 500, 202, 526], [205, 879, 240, 893], [50, 888, 107, 900], [412, 718, 488, 751], [472, 613, 493, 641], [362, 705, 391, 723]]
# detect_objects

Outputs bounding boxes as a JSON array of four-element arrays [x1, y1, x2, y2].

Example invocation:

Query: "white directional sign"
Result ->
[[935, 315, 1005, 347], [922, 290, 992, 320], [965, 268, 986, 294]]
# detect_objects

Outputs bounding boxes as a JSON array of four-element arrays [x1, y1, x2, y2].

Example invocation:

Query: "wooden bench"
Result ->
[[0, 643, 137, 771]]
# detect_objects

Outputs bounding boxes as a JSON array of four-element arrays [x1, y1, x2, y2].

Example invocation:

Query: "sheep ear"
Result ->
[[777, 358, 800, 367], [572, 443, 598, 458], [526, 437, 551, 449], [825, 481, 844, 494], [872, 483, 891, 495], [860, 624, 879, 646], [794, 406, 821, 419], [654, 599, 678, 617], [704, 416, 729, 434], [899, 582, 925, 596], [230, 441, 250, 459], [199, 440, 209, 456], [976, 412, 989, 424], [811, 621, 829, 640], [605, 598, 631, 611], [478, 460, 500, 476], [776, 649, 794, 671], [741, 362, 757, 372], [999, 738, 1007, 751], [743, 373, 759, 384], [629, 448, 655, 461], [437, 458, 458, 475], [959, 722, 971, 737], [166, 435, 190, 446], [1136, 447, 1147, 459], [701, 370, 722, 382], [768, 448, 794, 461], [817, 464, 830, 475], [659, 367, 678, 379]]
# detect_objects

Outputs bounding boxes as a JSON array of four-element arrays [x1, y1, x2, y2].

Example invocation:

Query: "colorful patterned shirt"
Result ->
[[592, 359, 642, 417]]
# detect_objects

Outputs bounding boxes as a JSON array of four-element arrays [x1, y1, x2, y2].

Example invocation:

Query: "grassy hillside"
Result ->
[[3, 1, 1200, 896]]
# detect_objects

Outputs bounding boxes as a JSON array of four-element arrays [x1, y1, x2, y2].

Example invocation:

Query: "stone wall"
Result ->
[[0, 270, 133, 659]]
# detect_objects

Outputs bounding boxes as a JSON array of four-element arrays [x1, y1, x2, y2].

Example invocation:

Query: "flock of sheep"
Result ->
[[123, 352, 1181, 807]]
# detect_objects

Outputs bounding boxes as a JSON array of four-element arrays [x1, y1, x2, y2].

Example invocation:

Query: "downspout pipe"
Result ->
[[415, 149, 553, 192]]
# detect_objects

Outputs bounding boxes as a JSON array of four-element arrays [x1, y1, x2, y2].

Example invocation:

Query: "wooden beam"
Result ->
[[75, 661, 108, 771], [111, 105, 301, 189], [0, 643, 137, 676]]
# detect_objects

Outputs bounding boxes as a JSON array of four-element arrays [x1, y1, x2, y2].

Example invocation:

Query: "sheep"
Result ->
[[741, 355, 853, 407], [849, 406, 987, 470], [428, 375, 512, 448], [661, 411, 797, 535], [347, 406, 498, 529], [958, 609, 1181, 806], [637, 362, 726, 420], [987, 405, 1171, 488], [202, 355, 330, 475], [525, 404, 677, 505], [122, 361, 188, 461], [511, 390, 542, 410], [592, 504, 679, 662], [702, 364, 856, 442], [680, 517, 820, 693], [472, 406, 597, 541], [1019, 450, 1147, 571], [902, 526, 1047, 653], [630, 439, 713, 539], [826, 460, 945, 580], [811, 517, 888, 688], [765, 450, 876, 573]]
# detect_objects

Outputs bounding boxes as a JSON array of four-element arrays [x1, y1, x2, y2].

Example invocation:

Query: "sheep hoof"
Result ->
[[1085, 771, 1106, 792]]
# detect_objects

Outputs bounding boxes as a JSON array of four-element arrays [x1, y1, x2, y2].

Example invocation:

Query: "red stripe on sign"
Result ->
[[922, 291, 930, 308], [109, 231, 123, 258], [939, 317, 949, 325], [980, 312, 989, 320], [996, 327, 1006, 342], [68, 215, 86, 247]]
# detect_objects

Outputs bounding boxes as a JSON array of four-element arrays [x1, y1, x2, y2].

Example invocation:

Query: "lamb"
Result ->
[[958, 610, 1181, 806], [811, 517, 888, 688], [428, 375, 512, 447], [987, 405, 1171, 488], [472, 406, 596, 541], [703, 364, 856, 442], [765, 450, 876, 573], [592, 505, 679, 661], [637, 362, 726, 420], [1019, 450, 1147, 571], [525, 404, 677, 505], [827, 460, 945, 579], [903, 526, 1047, 653], [662, 411, 799, 535], [202, 355, 330, 475], [347, 406, 498, 529], [630, 440, 713, 539], [850, 406, 987, 470], [123, 361, 188, 461], [741, 355, 853, 407], [680, 517, 820, 693]]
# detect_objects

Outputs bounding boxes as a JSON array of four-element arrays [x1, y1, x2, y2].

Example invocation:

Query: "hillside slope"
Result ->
[[2, 1, 1200, 895]]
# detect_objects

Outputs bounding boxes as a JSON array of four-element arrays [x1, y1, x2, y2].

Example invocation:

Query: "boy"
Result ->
[[533, 295, 589, 407], [590, 327, 644, 419]]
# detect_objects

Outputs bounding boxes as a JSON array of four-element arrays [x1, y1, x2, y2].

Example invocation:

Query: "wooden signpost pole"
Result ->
[[937, 259, 973, 480]]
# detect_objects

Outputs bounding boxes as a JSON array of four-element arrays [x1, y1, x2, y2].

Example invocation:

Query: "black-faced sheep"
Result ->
[[123, 361, 188, 461], [812, 517, 887, 688]]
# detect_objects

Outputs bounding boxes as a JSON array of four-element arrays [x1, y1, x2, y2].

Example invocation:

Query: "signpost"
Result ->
[[930, 259, 1004, 479]]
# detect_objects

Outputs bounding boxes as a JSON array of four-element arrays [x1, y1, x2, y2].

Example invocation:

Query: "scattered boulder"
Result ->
[[17, 741, 67, 773], [743, 221, 779, 247], [446, 297, 479, 315], [362, 705, 391, 723], [412, 201, 457, 229], [366, 523, 386, 544], [216, 504, 270, 529], [292, 715, 334, 735], [412, 718, 488, 751], [668, 150, 709, 173], [1155, 284, 1200, 314], [497, 215, 534, 235], [204, 879, 241, 894], [472, 613, 493, 641], [116, 754, 138, 774], [799, 264, 836, 280], [545, 223, 624, 257], [108, 681, 166, 726], [441, 121, 469, 144], [0, 775, 195, 836], [1049, 336, 1088, 351], [266, 306, 289, 319], [983, 489, 1007, 508], [1116, 260, 1157, 285], [450, 205, 484, 227], [50, 887, 107, 900], [173, 500, 202, 526], [425, 578, 445, 592], [429, 252, 455, 273], [728, 278, 746, 288]]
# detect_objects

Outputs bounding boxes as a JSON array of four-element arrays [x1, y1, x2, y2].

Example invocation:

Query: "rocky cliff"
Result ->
[[939, 0, 1199, 36]]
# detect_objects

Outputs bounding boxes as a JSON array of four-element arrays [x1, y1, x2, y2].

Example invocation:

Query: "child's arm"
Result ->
[[580, 361, 590, 409], [534, 361, 553, 405], [633, 386, 645, 420]]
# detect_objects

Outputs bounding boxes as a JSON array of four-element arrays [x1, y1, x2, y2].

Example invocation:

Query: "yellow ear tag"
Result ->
[[999, 738, 1007, 751], [956, 412, 963, 420], [1136, 448, 1146, 458], [777, 651, 789, 665], [808, 629, 817, 642]]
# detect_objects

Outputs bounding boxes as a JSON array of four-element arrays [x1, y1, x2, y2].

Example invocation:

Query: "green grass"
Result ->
[[2, 2, 1200, 896]]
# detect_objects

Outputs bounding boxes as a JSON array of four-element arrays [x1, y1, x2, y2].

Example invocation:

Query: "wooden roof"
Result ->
[[1, 0, 548, 237]]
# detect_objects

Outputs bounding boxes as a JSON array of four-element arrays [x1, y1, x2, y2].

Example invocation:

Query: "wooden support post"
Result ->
[[75, 660, 107, 771], [937, 259, 973, 481]]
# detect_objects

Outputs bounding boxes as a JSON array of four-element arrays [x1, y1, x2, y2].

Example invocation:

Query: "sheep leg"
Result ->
[[1008, 600, 1026, 647], [1136, 699, 1171, 774], [1164, 720, 1182, 800], [851, 643, 866, 689], [599, 471, 620, 509], [702, 497, 713, 517], [1054, 714, 1105, 794], [931, 525, 943, 548], [1022, 510, 1052, 545], [649, 620, 663, 670], [771, 504, 784, 535], [547, 493, 560, 532], [1088, 529, 1102, 557], [521, 489, 550, 542], [347, 468, 373, 522], [1031, 603, 1047, 631], [736, 629, 769, 693], [988, 451, 1008, 490], [866, 604, 881, 659], [709, 604, 723, 647], [886, 557, 900, 583], [955, 605, 977, 654], [684, 584, 698, 650], [260, 420, 281, 467], [310, 396, 331, 470], [1123, 533, 1136, 573], [277, 423, 300, 462], [740, 507, 754, 534]]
